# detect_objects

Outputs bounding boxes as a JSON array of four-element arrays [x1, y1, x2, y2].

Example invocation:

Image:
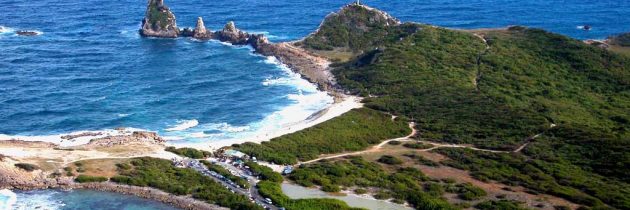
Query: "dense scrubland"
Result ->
[[110, 157, 262, 210], [232, 108, 409, 164], [262, 4, 630, 209]]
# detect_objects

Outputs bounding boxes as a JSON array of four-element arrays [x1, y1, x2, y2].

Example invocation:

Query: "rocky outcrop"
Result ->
[[83, 131, 165, 148], [214, 21, 250, 44], [193, 17, 212, 39], [140, 0, 179, 38], [607, 32, 630, 47]]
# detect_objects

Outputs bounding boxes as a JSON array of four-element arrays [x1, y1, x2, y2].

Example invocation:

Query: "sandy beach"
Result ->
[[173, 94, 363, 151]]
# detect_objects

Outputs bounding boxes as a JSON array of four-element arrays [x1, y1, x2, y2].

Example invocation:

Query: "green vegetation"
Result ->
[[233, 108, 409, 164], [244, 162, 363, 210], [257, 181, 364, 210], [147, 1, 172, 29], [110, 157, 261, 210], [325, 22, 629, 208], [200, 160, 250, 188], [475, 200, 528, 210], [245, 161, 283, 183], [609, 32, 630, 47], [289, 156, 456, 209], [165, 147, 211, 159], [14, 163, 38, 172], [334, 26, 629, 151], [74, 175, 108, 183], [297, 4, 401, 53], [448, 183, 487, 200], [402, 142, 433, 149], [437, 147, 630, 209], [354, 188, 368, 194], [403, 153, 439, 167], [377, 155, 403, 165], [387, 140, 402, 145]]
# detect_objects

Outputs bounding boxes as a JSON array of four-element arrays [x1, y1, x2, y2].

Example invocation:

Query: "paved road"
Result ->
[[183, 159, 278, 210]]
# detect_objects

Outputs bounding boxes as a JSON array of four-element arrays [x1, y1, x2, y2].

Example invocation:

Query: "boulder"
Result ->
[[140, 0, 179, 38]]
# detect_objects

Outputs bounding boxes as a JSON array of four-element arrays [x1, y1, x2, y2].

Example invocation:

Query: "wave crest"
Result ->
[[166, 119, 199, 131]]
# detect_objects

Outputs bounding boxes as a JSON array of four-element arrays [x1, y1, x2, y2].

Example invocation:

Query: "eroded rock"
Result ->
[[140, 0, 179, 38]]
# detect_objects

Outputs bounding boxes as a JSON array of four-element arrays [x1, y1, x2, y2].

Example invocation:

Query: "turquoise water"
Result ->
[[1, 0, 629, 208], [1, 189, 177, 210]]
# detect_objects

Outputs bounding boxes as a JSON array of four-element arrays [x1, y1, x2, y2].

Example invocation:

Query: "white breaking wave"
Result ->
[[0, 26, 14, 34], [12, 190, 64, 210], [166, 55, 334, 144], [165, 119, 199, 131], [0, 189, 17, 210]]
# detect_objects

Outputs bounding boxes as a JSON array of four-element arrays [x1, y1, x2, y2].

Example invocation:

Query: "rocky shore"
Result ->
[[138, 0, 339, 92], [0, 160, 224, 210]]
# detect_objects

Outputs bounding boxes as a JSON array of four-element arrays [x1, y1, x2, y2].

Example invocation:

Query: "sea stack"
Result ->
[[215, 21, 250, 44], [193, 17, 211, 39], [139, 0, 179, 38]]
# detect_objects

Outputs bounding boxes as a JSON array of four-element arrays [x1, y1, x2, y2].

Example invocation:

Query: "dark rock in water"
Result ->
[[180, 27, 194, 37], [583, 25, 592, 31], [140, 0, 179, 38], [193, 17, 213, 40], [16, 30, 39, 36]]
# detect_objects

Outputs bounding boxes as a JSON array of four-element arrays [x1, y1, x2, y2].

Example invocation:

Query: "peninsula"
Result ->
[[1, 1, 629, 210]]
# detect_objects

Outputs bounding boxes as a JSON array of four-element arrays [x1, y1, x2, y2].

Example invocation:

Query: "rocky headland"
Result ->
[[138, 0, 343, 92]]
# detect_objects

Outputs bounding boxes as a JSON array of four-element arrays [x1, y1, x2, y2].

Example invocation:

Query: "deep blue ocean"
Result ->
[[1, 0, 629, 209]]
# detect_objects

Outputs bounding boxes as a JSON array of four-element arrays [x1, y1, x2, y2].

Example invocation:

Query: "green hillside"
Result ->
[[329, 25, 630, 209]]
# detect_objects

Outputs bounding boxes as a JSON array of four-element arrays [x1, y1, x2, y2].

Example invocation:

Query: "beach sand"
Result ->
[[172, 95, 363, 151]]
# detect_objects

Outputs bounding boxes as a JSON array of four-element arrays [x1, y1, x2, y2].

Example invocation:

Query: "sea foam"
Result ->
[[165, 119, 199, 131], [0, 189, 17, 210]]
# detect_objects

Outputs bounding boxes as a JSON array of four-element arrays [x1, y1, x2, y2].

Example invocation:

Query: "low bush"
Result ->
[[14, 163, 38, 172], [75, 175, 108, 183], [377, 155, 403, 165], [165, 147, 211, 159]]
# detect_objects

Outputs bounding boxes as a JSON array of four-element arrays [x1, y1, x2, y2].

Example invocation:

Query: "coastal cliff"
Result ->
[[140, 0, 179, 38]]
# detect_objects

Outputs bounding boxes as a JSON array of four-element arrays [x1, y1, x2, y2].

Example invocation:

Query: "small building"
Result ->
[[224, 149, 247, 159]]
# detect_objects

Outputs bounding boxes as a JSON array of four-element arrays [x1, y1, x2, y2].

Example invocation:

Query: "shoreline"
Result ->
[[173, 94, 362, 151], [6, 182, 227, 210]]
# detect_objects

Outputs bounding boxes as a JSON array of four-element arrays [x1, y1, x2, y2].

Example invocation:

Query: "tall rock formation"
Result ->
[[140, 0, 179, 38], [193, 17, 212, 39]]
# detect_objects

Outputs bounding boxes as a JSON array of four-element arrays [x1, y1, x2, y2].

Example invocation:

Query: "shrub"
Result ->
[[165, 147, 211, 159], [402, 142, 433, 149], [377, 155, 403, 165], [14, 163, 38, 172], [354, 188, 368, 194], [116, 163, 132, 170], [388, 140, 402, 145], [245, 161, 283, 183], [322, 184, 341, 192], [74, 175, 108, 183]]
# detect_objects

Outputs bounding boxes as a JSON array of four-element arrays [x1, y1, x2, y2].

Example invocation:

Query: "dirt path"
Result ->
[[299, 122, 417, 165], [299, 122, 555, 165]]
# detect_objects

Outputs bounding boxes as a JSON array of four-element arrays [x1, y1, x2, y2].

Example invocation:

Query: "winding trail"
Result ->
[[299, 121, 555, 165]]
